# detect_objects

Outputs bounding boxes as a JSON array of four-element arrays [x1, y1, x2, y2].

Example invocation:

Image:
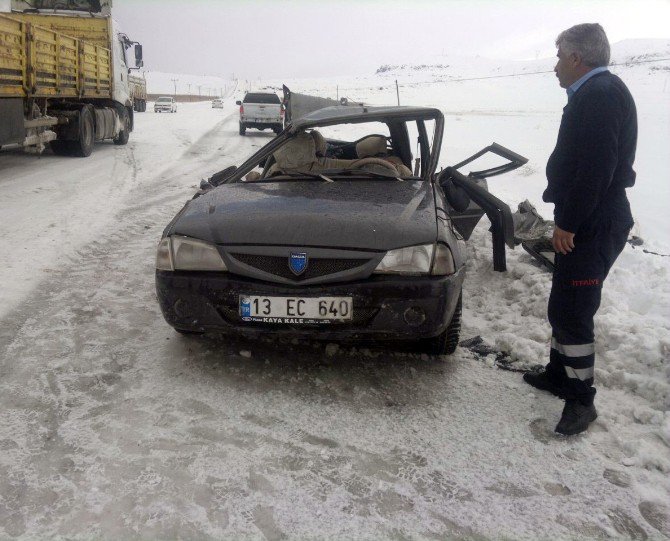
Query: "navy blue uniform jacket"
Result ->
[[544, 71, 637, 236]]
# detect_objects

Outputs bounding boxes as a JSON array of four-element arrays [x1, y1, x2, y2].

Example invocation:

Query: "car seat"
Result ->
[[355, 135, 388, 159], [356, 135, 413, 176]]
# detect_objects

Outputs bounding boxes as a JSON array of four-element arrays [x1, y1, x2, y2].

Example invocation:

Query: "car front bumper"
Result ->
[[155, 269, 465, 341]]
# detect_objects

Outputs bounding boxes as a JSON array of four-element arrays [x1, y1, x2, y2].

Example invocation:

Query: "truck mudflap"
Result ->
[[438, 143, 528, 272], [0, 98, 24, 146]]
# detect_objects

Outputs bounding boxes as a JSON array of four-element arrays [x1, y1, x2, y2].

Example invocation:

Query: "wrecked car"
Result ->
[[155, 102, 526, 354]]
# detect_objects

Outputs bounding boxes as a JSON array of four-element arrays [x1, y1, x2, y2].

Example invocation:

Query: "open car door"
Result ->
[[437, 143, 528, 272]]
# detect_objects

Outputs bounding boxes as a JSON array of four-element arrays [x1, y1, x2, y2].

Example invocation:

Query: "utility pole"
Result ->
[[395, 79, 400, 106], [171, 78, 178, 98], [197, 84, 202, 100]]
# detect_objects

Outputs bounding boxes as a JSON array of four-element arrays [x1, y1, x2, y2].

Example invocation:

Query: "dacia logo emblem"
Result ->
[[289, 252, 308, 276]]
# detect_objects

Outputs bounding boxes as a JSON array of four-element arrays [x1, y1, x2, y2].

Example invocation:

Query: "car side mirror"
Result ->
[[437, 171, 471, 212], [235, 100, 242, 106], [135, 44, 143, 65], [209, 165, 237, 186]]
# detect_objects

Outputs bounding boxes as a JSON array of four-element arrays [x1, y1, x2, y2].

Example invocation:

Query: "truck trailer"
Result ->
[[129, 73, 147, 113], [0, 0, 143, 156]]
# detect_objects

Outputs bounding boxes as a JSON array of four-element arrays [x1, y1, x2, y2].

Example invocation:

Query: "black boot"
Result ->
[[523, 370, 565, 398], [555, 399, 597, 435]]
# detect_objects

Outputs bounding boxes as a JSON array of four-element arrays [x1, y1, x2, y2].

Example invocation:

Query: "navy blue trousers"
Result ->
[[547, 216, 632, 404]]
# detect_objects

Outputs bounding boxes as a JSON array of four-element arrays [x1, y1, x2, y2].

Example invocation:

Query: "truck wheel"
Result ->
[[415, 292, 462, 356], [50, 140, 73, 156], [74, 106, 95, 157], [114, 108, 130, 146], [239, 123, 246, 136]]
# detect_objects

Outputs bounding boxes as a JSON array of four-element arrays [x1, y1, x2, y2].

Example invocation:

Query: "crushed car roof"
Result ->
[[289, 105, 443, 132]]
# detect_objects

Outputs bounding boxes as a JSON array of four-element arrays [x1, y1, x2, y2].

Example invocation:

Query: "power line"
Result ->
[[333, 56, 670, 93]]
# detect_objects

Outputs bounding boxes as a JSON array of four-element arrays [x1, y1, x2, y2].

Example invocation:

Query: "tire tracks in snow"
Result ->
[[0, 110, 245, 363], [1, 108, 659, 538]]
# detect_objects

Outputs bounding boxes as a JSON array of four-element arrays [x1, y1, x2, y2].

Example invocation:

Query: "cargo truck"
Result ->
[[0, 0, 144, 157], [129, 73, 147, 113]]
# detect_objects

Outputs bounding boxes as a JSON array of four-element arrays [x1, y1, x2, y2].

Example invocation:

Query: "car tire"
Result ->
[[174, 328, 205, 336], [113, 107, 130, 146], [239, 123, 246, 136], [416, 292, 462, 356]]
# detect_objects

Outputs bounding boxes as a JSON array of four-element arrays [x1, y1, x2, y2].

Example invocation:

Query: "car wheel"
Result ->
[[174, 328, 205, 336], [113, 107, 130, 145], [416, 292, 462, 356], [239, 123, 246, 136]]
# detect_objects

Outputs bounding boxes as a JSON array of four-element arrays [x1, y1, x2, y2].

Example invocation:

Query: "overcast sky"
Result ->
[[113, 0, 670, 79]]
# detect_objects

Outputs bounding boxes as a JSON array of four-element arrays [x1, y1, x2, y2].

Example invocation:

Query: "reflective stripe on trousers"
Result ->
[[550, 337, 595, 381]]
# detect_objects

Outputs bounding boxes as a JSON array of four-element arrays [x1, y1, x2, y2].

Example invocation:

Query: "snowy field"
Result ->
[[0, 41, 668, 539]]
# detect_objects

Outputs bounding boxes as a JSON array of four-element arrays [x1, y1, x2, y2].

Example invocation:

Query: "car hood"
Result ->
[[171, 180, 438, 251]]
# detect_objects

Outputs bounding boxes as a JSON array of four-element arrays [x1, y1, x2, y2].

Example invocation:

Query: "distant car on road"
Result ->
[[212, 98, 224, 109], [236, 92, 283, 135], [155, 103, 527, 355], [154, 97, 178, 113]]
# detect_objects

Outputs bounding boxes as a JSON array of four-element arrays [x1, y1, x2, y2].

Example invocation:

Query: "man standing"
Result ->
[[523, 24, 637, 435]]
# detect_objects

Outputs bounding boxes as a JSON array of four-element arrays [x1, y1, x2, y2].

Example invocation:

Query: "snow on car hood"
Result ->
[[172, 180, 437, 251]]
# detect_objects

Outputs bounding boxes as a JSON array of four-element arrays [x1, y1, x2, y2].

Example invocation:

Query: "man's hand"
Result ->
[[552, 226, 575, 255]]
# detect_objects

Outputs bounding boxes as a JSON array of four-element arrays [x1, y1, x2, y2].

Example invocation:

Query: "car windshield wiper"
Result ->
[[325, 169, 420, 182], [248, 171, 335, 183]]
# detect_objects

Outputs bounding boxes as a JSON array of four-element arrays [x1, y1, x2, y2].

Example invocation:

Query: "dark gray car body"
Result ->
[[156, 104, 526, 353]]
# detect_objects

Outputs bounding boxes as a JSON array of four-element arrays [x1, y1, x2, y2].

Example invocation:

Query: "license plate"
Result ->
[[239, 296, 353, 323]]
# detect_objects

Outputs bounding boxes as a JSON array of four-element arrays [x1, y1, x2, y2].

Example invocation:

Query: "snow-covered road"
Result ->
[[1, 50, 669, 539]]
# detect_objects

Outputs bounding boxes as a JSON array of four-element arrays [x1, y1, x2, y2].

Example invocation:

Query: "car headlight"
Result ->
[[155, 238, 173, 270], [373, 244, 433, 275], [431, 243, 456, 275], [155, 236, 228, 272], [373, 243, 456, 276]]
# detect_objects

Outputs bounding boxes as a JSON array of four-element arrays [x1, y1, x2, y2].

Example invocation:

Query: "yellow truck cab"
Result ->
[[0, 0, 144, 156]]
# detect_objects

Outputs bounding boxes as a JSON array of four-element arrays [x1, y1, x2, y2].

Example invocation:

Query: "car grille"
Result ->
[[218, 306, 379, 328], [230, 253, 369, 281]]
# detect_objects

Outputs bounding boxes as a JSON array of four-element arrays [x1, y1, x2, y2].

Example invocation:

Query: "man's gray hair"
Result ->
[[556, 23, 610, 67]]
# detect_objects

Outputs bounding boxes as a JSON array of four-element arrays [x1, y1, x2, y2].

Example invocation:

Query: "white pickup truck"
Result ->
[[154, 96, 178, 113], [236, 92, 284, 135]]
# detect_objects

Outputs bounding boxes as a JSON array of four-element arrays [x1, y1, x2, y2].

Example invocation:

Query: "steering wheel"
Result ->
[[349, 157, 399, 175]]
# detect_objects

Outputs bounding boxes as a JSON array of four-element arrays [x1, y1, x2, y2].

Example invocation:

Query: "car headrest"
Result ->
[[356, 135, 387, 158], [273, 131, 316, 170]]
